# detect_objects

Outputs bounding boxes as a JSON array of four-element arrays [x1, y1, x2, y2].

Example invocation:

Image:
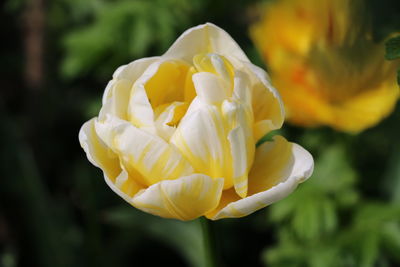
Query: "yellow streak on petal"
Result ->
[[154, 102, 189, 141], [193, 53, 235, 85], [114, 170, 143, 197], [79, 119, 121, 182], [171, 105, 235, 190], [166, 103, 189, 126], [112, 122, 194, 187], [131, 174, 224, 221]]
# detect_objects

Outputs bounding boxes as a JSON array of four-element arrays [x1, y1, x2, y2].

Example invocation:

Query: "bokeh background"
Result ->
[[1, 0, 400, 266]]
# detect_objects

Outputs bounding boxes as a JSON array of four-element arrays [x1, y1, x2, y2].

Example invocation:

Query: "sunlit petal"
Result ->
[[132, 174, 224, 220], [164, 23, 250, 66], [79, 118, 121, 181], [209, 136, 313, 220]]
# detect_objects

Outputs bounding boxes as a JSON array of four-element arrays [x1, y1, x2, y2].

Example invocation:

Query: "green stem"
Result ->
[[200, 217, 219, 267]]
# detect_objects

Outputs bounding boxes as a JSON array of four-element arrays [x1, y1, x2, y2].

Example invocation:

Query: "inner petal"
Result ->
[[193, 53, 235, 87], [145, 60, 195, 109], [170, 103, 235, 190], [127, 59, 196, 133], [154, 101, 189, 141]]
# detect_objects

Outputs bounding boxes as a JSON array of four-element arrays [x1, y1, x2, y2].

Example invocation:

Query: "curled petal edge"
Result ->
[[209, 141, 313, 220]]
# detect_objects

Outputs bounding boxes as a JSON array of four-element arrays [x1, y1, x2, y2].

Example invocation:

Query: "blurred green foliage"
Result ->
[[263, 139, 400, 267], [60, 0, 204, 78], [1, 0, 400, 266], [385, 35, 400, 84]]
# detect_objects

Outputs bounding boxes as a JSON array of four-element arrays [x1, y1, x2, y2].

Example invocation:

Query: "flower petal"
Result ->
[[127, 59, 192, 134], [154, 101, 188, 141], [329, 79, 399, 132], [228, 126, 249, 198], [112, 57, 159, 82], [170, 101, 234, 189], [111, 119, 194, 186], [232, 70, 252, 107], [245, 63, 285, 140], [102, 57, 158, 105], [99, 79, 132, 121], [131, 174, 224, 220], [79, 124, 144, 205], [192, 72, 229, 104], [193, 53, 235, 86], [78, 118, 121, 181], [209, 136, 313, 220], [164, 23, 250, 65], [104, 169, 144, 203], [222, 99, 255, 198]]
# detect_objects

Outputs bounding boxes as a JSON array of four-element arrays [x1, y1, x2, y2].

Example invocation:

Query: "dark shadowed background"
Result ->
[[1, 0, 400, 266]]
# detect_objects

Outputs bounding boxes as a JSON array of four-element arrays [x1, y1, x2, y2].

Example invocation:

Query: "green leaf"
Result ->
[[381, 223, 400, 261], [385, 36, 400, 60]]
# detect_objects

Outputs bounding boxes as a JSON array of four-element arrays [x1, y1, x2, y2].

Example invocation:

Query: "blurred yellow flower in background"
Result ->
[[250, 0, 399, 132], [79, 23, 313, 221]]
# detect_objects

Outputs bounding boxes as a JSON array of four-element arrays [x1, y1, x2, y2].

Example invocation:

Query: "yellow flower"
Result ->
[[250, 0, 399, 132], [79, 23, 313, 220]]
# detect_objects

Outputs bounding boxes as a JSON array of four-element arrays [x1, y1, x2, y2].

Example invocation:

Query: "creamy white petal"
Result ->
[[104, 169, 144, 203], [126, 59, 169, 132], [171, 107, 223, 160], [210, 136, 313, 220], [79, 118, 121, 180], [94, 114, 126, 149], [98, 79, 132, 121], [131, 174, 224, 220], [210, 53, 233, 83], [232, 70, 252, 107], [102, 57, 159, 105], [228, 126, 248, 198], [170, 102, 234, 187], [164, 23, 250, 65], [221, 99, 255, 197], [113, 57, 159, 81], [244, 62, 285, 140], [154, 102, 188, 141], [111, 119, 194, 186], [128, 78, 156, 134], [192, 72, 229, 104]]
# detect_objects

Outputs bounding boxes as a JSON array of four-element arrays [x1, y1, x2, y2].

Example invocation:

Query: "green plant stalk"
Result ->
[[200, 217, 219, 267]]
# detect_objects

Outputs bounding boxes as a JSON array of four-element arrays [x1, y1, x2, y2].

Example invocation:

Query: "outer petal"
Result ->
[[108, 117, 194, 186], [102, 57, 159, 105], [78, 118, 121, 181], [131, 174, 224, 220], [209, 136, 313, 220], [112, 57, 159, 82], [104, 169, 144, 202], [164, 23, 250, 66], [99, 79, 132, 121], [80, 120, 145, 203], [244, 63, 285, 140]]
